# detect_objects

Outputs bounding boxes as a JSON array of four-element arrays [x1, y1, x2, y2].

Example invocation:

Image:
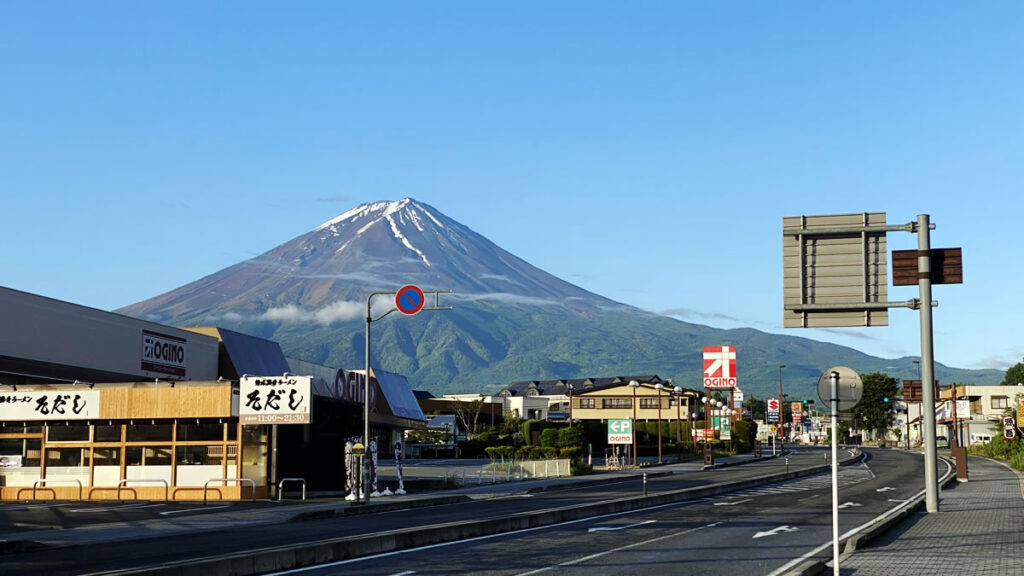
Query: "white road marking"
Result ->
[[160, 505, 229, 516], [753, 525, 799, 539], [713, 499, 752, 506], [588, 520, 655, 533], [69, 503, 165, 513]]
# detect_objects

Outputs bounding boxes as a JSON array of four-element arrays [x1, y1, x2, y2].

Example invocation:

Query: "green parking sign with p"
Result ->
[[608, 419, 633, 445]]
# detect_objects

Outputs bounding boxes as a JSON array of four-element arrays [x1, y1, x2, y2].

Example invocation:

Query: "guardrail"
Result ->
[[203, 478, 256, 504], [31, 479, 83, 501], [116, 478, 169, 502], [277, 478, 306, 501]]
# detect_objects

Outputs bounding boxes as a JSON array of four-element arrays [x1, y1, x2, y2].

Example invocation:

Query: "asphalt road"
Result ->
[[258, 449, 928, 576], [0, 448, 906, 576]]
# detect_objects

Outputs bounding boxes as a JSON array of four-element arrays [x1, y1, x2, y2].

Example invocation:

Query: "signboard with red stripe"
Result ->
[[703, 345, 737, 389]]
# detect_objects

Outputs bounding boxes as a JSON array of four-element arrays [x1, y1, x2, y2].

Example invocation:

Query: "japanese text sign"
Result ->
[[0, 390, 100, 421], [240, 375, 312, 424]]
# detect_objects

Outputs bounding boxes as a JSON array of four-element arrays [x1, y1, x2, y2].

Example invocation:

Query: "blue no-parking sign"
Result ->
[[395, 285, 425, 315]]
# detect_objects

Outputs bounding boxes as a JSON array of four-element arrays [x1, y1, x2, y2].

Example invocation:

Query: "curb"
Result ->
[[286, 494, 471, 522]]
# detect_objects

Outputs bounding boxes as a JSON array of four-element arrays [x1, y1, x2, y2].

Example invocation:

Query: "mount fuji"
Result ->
[[117, 198, 1001, 397]]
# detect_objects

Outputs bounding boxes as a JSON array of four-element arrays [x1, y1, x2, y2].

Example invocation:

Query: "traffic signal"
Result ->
[[883, 397, 890, 403]]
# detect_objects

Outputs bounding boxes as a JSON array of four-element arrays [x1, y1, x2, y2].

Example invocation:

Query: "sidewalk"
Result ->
[[838, 455, 1024, 575]]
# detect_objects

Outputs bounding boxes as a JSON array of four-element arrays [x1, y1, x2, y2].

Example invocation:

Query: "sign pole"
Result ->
[[830, 370, 840, 576], [917, 214, 940, 513], [363, 286, 451, 504]]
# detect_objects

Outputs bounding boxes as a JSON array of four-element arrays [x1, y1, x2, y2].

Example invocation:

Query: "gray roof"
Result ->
[[498, 375, 687, 397]]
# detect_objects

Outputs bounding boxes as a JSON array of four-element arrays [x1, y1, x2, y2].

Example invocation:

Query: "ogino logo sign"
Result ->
[[141, 330, 187, 377]]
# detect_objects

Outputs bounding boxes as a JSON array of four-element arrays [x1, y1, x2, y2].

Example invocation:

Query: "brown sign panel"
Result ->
[[902, 379, 940, 402], [892, 248, 963, 286]]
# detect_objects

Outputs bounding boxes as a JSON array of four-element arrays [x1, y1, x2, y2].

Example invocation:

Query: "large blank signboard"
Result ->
[[783, 213, 888, 328]]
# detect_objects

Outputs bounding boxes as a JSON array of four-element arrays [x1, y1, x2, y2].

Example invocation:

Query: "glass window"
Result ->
[[640, 398, 662, 409], [93, 447, 121, 466], [177, 445, 224, 466], [578, 398, 595, 409], [95, 424, 123, 443], [126, 446, 172, 466], [45, 447, 90, 467], [992, 397, 1008, 409], [601, 398, 631, 409], [176, 422, 224, 442], [46, 424, 90, 442], [0, 425, 43, 434], [126, 423, 173, 442], [0, 438, 40, 465]]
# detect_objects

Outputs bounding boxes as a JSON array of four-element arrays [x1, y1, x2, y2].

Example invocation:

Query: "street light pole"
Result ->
[[629, 380, 640, 466], [568, 383, 574, 428], [674, 386, 683, 460], [655, 382, 665, 463], [689, 393, 698, 455], [778, 364, 786, 453]]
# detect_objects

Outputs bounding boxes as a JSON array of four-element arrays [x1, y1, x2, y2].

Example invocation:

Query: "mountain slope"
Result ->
[[117, 198, 1002, 399]]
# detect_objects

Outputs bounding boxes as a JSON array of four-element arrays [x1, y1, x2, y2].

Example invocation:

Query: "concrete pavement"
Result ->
[[834, 454, 1024, 575]]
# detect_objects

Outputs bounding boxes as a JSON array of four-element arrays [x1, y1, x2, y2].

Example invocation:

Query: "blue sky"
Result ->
[[2, 3, 1022, 372]]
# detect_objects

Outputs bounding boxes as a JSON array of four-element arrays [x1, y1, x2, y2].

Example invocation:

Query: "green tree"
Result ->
[[744, 395, 767, 420], [1002, 357, 1024, 386], [557, 426, 585, 450], [851, 372, 900, 441], [539, 427, 560, 448]]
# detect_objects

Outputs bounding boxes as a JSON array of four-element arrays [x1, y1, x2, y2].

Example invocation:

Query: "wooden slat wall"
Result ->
[[99, 386, 233, 419]]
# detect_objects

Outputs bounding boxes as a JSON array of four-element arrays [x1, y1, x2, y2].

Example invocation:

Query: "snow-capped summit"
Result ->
[[118, 198, 622, 324]]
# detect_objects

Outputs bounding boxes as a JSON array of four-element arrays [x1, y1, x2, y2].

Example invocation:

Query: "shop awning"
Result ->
[[373, 368, 426, 422], [218, 328, 291, 377]]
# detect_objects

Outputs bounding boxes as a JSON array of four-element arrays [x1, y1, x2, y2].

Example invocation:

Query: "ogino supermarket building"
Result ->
[[0, 287, 424, 501]]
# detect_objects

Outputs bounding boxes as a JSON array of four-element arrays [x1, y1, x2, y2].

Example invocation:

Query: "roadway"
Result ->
[[259, 448, 927, 576], [0, 447, 927, 575]]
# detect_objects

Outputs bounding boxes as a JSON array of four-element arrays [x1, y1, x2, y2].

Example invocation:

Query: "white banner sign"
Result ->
[[240, 375, 312, 424], [0, 390, 101, 421]]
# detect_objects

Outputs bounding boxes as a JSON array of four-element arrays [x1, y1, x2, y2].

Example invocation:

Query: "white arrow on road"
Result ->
[[876, 486, 896, 492], [838, 502, 863, 509], [753, 525, 799, 539], [713, 499, 752, 506], [588, 520, 656, 533]]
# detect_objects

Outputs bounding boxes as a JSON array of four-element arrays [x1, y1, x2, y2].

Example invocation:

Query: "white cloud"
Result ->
[[451, 293, 561, 306], [259, 300, 363, 325]]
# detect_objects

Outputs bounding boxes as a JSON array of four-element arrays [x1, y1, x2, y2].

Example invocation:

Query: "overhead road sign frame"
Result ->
[[783, 212, 893, 328], [782, 212, 962, 516]]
